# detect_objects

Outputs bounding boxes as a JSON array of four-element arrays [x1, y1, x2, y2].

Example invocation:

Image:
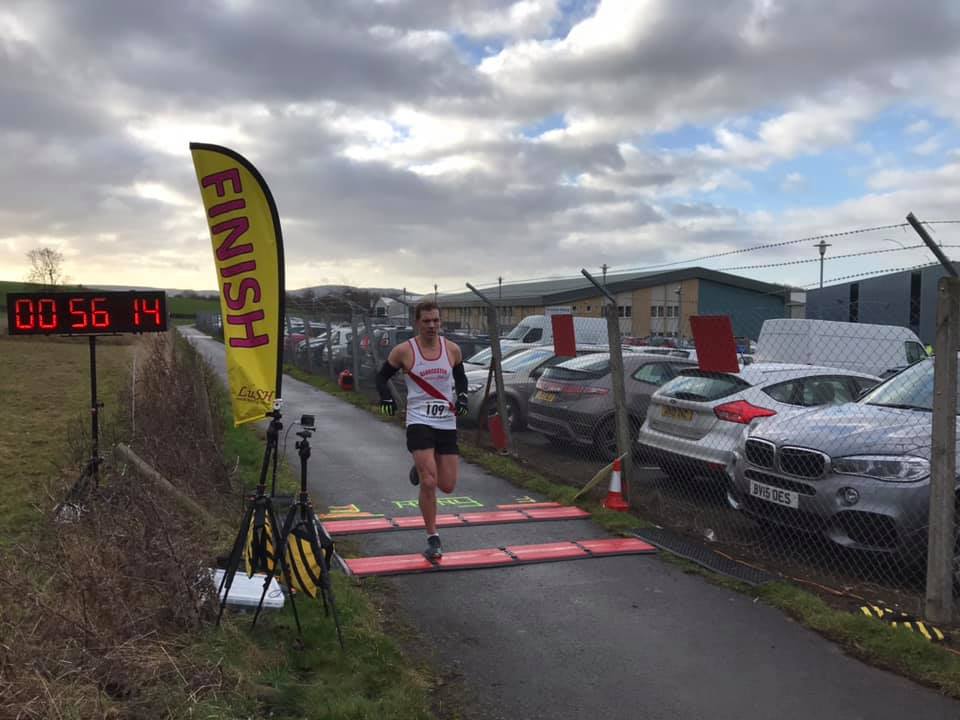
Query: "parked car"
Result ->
[[463, 344, 528, 370], [527, 352, 698, 460], [728, 358, 946, 563], [464, 345, 610, 429], [637, 363, 881, 481]]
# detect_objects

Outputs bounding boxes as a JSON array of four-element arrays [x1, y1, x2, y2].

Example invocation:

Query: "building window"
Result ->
[[657, 305, 665, 317], [617, 305, 632, 318], [650, 305, 657, 317], [910, 271, 922, 328], [849, 283, 859, 323], [586, 305, 592, 312]]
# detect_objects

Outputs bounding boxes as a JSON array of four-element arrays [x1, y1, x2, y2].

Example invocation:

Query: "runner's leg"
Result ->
[[413, 448, 439, 534], [436, 453, 459, 494]]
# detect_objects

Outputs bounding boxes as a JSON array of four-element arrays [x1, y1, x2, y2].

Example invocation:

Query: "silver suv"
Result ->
[[729, 358, 947, 563]]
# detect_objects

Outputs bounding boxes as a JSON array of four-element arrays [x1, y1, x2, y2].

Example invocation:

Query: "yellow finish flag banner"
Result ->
[[190, 143, 285, 426]]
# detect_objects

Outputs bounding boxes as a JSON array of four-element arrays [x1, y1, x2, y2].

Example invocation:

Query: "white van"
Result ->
[[754, 319, 927, 378], [499, 314, 609, 352]]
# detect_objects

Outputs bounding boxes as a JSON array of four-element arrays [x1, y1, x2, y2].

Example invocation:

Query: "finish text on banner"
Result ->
[[190, 143, 285, 425]]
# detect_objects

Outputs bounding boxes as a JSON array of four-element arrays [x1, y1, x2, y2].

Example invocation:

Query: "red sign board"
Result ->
[[550, 313, 576, 357], [689, 315, 739, 373]]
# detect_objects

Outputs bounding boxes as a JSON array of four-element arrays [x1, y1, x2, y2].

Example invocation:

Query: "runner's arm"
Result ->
[[376, 345, 407, 415], [452, 351, 469, 416]]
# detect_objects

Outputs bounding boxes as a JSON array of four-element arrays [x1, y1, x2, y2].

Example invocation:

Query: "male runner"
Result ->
[[375, 300, 469, 561]]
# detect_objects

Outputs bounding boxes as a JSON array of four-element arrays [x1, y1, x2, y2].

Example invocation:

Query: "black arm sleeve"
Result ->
[[452, 362, 468, 396], [376, 361, 400, 401]]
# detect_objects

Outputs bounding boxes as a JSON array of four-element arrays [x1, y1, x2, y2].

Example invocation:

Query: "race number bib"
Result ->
[[424, 401, 448, 419]]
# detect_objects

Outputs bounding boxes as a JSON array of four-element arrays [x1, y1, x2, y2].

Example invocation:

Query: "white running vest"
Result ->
[[404, 337, 457, 430]]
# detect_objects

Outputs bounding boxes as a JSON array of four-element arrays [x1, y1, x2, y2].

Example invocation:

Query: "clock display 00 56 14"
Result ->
[[6, 291, 168, 335]]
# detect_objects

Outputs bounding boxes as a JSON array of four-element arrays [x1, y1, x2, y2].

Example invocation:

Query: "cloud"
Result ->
[[1, 0, 960, 293], [905, 119, 932, 135], [781, 172, 806, 192], [696, 94, 877, 169], [912, 134, 943, 156]]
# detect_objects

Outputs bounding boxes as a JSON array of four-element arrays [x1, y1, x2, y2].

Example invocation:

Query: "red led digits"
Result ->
[[91, 297, 109, 329], [69, 297, 89, 329], [7, 291, 166, 335], [143, 297, 162, 326], [38, 298, 57, 330], [133, 297, 162, 327], [14, 298, 35, 330]]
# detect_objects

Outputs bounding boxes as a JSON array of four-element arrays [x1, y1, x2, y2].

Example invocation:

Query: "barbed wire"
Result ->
[[715, 244, 960, 272], [802, 260, 953, 289], [464, 220, 960, 291]]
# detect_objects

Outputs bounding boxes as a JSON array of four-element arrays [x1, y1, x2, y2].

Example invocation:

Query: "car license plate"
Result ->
[[661, 405, 693, 421], [749, 480, 799, 509], [535, 391, 558, 403]]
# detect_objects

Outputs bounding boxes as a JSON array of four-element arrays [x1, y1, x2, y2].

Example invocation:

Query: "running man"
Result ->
[[375, 300, 469, 561]]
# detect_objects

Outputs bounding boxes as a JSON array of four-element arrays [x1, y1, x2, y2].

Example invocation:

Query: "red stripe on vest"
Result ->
[[407, 370, 456, 412]]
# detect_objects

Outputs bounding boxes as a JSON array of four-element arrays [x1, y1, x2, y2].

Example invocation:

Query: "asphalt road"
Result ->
[[182, 328, 960, 720]]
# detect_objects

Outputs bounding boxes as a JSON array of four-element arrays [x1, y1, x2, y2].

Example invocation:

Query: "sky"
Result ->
[[3, 0, 960, 296]]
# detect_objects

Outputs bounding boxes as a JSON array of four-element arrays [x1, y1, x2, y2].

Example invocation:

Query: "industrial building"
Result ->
[[805, 262, 957, 345], [437, 267, 804, 341]]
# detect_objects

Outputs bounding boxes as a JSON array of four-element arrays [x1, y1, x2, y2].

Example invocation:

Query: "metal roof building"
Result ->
[[438, 267, 803, 341]]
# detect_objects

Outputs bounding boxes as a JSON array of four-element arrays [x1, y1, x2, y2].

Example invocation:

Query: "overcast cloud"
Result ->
[[2, 0, 960, 294]]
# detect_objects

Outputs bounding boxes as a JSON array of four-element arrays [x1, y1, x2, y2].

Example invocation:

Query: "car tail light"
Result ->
[[565, 385, 609, 395], [713, 400, 776, 424], [535, 379, 608, 395]]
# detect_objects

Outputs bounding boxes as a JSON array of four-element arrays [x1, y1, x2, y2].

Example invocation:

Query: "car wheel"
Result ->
[[591, 416, 641, 462], [484, 396, 520, 431]]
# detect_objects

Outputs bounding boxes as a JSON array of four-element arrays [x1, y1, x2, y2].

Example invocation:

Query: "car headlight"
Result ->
[[832, 455, 929, 482], [467, 383, 483, 394]]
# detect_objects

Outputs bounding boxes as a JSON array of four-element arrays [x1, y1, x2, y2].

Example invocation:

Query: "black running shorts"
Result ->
[[406, 424, 459, 455]]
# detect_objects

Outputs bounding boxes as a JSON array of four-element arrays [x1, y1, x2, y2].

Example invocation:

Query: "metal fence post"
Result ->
[[350, 311, 361, 390], [907, 212, 960, 623], [325, 317, 335, 380], [925, 277, 960, 623], [466, 282, 513, 455], [582, 269, 633, 490]]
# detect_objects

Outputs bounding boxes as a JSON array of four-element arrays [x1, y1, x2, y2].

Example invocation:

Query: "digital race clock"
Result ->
[[5, 290, 168, 336]]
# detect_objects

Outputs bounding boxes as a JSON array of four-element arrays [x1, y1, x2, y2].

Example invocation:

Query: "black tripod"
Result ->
[[216, 410, 303, 635], [56, 336, 105, 518], [252, 414, 345, 648]]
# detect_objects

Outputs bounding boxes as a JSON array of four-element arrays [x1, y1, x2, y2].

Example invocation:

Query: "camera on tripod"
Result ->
[[295, 414, 315, 450]]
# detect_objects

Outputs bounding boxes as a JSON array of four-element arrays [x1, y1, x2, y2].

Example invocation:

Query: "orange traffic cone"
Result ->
[[603, 458, 629, 512]]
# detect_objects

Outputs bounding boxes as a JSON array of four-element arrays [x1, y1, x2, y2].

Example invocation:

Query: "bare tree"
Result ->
[[26, 247, 67, 287]]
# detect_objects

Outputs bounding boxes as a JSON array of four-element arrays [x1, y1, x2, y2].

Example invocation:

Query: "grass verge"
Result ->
[[289, 361, 960, 699]]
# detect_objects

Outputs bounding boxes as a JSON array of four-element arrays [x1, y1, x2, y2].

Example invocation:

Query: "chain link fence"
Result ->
[[192, 259, 960, 619]]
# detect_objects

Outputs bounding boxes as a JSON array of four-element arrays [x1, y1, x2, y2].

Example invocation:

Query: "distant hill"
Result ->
[[290, 285, 419, 299]]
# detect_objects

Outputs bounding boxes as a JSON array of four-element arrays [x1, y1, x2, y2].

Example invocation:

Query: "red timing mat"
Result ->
[[324, 506, 591, 536], [344, 537, 656, 577]]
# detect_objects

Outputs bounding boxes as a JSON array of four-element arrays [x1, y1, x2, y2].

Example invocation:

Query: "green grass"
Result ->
[[0, 332, 134, 542], [166, 294, 221, 317]]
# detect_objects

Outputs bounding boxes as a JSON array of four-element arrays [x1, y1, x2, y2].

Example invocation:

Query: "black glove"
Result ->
[[455, 392, 469, 417], [379, 398, 397, 416]]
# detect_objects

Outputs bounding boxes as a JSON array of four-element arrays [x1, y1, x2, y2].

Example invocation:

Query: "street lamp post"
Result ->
[[814, 240, 831, 290], [675, 285, 683, 345]]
